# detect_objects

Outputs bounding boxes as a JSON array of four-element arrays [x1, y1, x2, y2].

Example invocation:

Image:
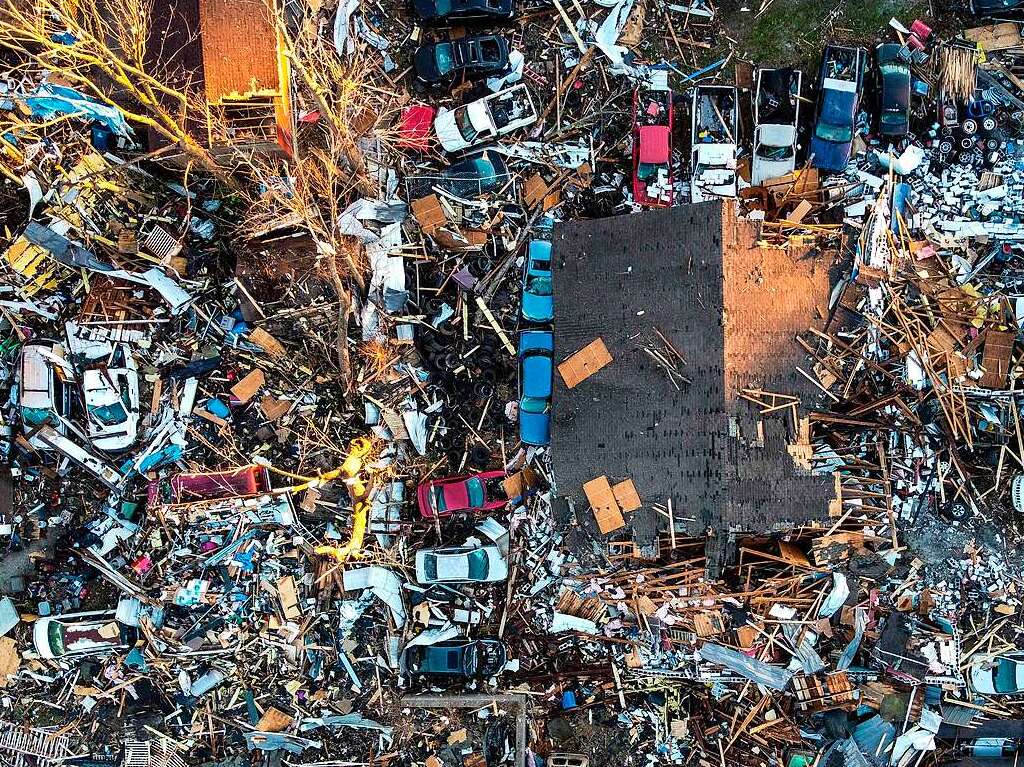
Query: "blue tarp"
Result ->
[[26, 84, 132, 137]]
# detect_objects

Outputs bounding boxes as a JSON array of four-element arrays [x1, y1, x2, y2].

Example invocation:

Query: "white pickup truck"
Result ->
[[434, 84, 537, 153], [751, 68, 802, 186], [690, 85, 738, 203]]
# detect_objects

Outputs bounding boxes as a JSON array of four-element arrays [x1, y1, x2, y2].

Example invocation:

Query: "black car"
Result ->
[[407, 148, 511, 199], [876, 44, 910, 138], [970, 0, 1024, 13], [414, 35, 510, 84], [413, 0, 514, 23], [403, 638, 507, 678]]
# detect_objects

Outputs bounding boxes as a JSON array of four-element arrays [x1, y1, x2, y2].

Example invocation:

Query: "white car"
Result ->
[[82, 345, 140, 452], [16, 341, 71, 449], [33, 610, 140, 659], [691, 86, 738, 203], [415, 545, 508, 584], [751, 68, 802, 186], [971, 652, 1024, 696], [434, 84, 537, 153]]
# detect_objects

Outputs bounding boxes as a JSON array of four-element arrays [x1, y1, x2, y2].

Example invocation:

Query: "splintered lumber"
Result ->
[[475, 296, 516, 355]]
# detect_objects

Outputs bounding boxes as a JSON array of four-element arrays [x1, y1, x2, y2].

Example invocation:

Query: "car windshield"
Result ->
[[815, 122, 852, 143], [21, 406, 53, 426], [434, 0, 451, 12], [881, 111, 905, 125], [636, 162, 665, 180], [995, 659, 1022, 693], [89, 401, 128, 426], [479, 39, 500, 62], [758, 144, 793, 161], [880, 63, 909, 81], [463, 643, 478, 675], [466, 157, 495, 178], [454, 106, 478, 142], [430, 486, 448, 513], [466, 477, 485, 506], [520, 396, 549, 414], [48, 621, 66, 655], [467, 548, 489, 580], [435, 45, 454, 75], [446, 157, 501, 194], [423, 554, 438, 581], [527, 275, 552, 296]]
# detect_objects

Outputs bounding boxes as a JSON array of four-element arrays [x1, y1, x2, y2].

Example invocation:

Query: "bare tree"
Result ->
[[242, 132, 367, 389], [241, 3, 406, 393]]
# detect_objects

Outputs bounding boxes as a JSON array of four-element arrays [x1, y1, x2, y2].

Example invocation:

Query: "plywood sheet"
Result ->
[[584, 475, 624, 534], [612, 479, 642, 512], [965, 22, 1022, 51], [231, 369, 265, 403], [558, 338, 613, 389], [277, 575, 301, 621]]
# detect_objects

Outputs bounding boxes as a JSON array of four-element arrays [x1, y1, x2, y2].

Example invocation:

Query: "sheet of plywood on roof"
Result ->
[[584, 475, 624, 534], [558, 338, 613, 389], [979, 329, 1015, 389], [199, 0, 282, 104], [612, 479, 642, 512]]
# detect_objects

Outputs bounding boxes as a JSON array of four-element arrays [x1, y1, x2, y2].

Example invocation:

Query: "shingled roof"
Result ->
[[145, 0, 292, 156], [198, 0, 284, 104], [550, 201, 836, 569]]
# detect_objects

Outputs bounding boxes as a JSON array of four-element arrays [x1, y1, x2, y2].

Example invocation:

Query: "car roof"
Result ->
[[522, 354, 552, 398], [639, 125, 670, 164], [519, 330, 553, 353]]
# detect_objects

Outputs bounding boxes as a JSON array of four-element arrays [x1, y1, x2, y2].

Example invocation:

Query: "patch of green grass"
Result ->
[[746, 0, 836, 65], [841, 0, 927, 38], [744, 0, 926, 69]]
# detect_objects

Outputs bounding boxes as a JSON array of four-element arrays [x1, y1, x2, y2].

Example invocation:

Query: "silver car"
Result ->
[[415, 545, 508, 584]]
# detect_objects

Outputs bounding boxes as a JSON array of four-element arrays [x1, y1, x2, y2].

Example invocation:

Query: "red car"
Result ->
[[417, 470, 507, 518], [631, 81, 674, 207]]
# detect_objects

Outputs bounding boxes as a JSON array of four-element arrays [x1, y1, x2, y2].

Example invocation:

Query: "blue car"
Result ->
[[521, 240, 553, 323], [518, 331, 553, 446], [809, 46, 866, 173]]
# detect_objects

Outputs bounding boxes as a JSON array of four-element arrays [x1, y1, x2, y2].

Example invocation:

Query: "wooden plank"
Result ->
[[256, 707, 294, 732], [558, 338, 613, 389], [260, 396, 291, 422], [231, 369, 265, 403], [277, 575, 301, 621], [249, 327, 286, 357]]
